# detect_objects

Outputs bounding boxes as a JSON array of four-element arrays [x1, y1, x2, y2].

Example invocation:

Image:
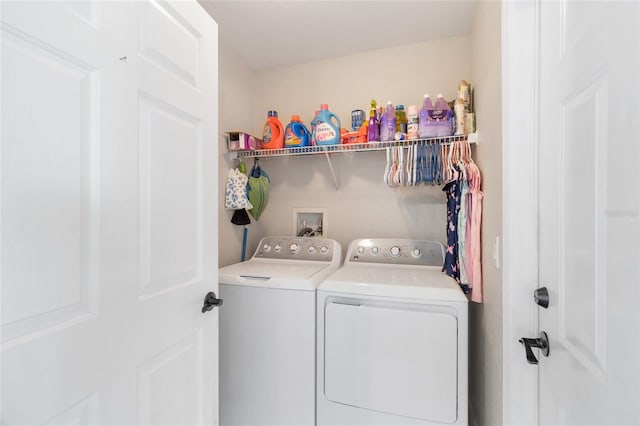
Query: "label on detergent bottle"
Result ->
[[263, 124, 272, 144], [315, 122, 336, 143], [285, 129, 301, 146]]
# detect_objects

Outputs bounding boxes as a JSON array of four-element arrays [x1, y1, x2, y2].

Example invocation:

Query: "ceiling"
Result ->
[[199, 1, 478, 71]]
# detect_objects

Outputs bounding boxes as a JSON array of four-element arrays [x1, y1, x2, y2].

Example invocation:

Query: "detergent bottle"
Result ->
[[419, 94, 434, 138], [380, 101, 396, 142], [261, 110, 284, 149], [310, 110, 319, 145], [434, 94, 454, 137], [313, 104, 341, 146], [367, 99, 379, 142], [284, 115, 311, 148]]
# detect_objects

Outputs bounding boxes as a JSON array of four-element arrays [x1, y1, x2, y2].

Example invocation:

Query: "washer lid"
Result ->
[[219, 258, 338, 290], [319, 265, 468, 302]]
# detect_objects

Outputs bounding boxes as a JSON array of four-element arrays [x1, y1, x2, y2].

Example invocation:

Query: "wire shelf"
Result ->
[[232, 134, 476, 159]]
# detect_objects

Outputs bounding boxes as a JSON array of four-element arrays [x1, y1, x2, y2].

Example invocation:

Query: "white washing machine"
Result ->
[[219, 236, 342, 426], [317, 239, 468, 426]]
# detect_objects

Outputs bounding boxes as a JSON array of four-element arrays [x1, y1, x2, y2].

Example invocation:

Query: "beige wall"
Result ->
[[218, 45, 255, 267], [244, 36, 471, 253], [468, 1, 503, 425]]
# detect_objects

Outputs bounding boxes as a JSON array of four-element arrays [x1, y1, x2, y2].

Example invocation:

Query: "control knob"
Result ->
[[320, 246, 328, 254], [308, 246, 316, 254], [263, 244, 272, 252], [411, 248, 421, 258], [389, 246, 401, 258], [274, 245, 282, 252], [357, 246, 365, 254], [372, 247, 379, 255], [289, 243, 300, 254]]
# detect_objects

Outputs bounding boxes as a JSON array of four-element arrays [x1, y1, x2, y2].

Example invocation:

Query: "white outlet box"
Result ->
[[292, 208, 327, 237]]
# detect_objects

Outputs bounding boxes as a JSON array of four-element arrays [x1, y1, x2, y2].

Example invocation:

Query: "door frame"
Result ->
[[502, 1, 539, 425]]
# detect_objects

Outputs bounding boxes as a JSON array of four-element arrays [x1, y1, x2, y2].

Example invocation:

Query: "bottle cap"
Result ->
[[437, 94, 444, 98], [408, 105, 418, 115], [395, 104, 405, 110], [268, 110, 278, 117], [424, 93, 430, 98], [292, 115, 301, 121], [321, 104, 328, 110], [387, 101, 392, 105]]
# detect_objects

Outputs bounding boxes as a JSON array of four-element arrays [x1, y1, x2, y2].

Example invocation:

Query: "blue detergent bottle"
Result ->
[[284, 115, 311, 147], [310, 110, 319, 145], [313, 104, 341, 146]]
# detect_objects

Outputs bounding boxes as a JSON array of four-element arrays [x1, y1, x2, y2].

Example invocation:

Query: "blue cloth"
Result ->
[[442, 176, 469, 294]]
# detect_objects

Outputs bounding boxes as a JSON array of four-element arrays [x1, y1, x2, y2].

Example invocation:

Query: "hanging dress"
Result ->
[[442, 172, 469, 294]]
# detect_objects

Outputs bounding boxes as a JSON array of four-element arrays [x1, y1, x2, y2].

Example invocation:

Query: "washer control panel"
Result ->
[[255, 237, 339, 262], [347, 239, 445, 267]]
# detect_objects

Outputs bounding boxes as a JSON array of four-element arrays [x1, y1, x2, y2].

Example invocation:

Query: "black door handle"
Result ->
[[201, 291, 223, 313], [519, 331, 550, 364]]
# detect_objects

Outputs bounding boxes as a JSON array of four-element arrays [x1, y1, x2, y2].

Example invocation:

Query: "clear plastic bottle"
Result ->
[[380, 101, 396, 142], [395, 104, 407, 134], [418, 94, 433, 138]]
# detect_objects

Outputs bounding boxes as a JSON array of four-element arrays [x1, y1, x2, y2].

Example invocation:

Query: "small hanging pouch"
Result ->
[[247, 160, 270, 221], [225, 168, 253, 209]]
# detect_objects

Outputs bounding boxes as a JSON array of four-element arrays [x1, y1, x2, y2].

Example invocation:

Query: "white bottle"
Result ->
[[454, 98, 465, 135], [407, 105, 419, 140]]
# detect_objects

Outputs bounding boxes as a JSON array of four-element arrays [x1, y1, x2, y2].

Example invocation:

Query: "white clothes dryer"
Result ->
[[317, 239, 468, 426], [219, 236, 342, 426]]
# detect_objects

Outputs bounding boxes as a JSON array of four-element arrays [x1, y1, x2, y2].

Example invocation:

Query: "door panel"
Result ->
[[538, 1, 639, 424], [138, 331, 205, 425], [133, 1, 219, 425], [1, 27, 99, 343], [138, 95, 203, 298], [138, 1, 201, 88], [1, 1, 218, 424], [558, 75, 608, 377]]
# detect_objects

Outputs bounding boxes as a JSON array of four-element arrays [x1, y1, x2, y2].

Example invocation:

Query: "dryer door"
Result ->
[[324, 300, 458, 423]]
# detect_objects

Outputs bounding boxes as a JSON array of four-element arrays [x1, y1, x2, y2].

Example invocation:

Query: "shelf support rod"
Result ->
[[323, 150, 340, 191]]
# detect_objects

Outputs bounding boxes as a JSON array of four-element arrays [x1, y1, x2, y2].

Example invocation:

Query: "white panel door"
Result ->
[[0, 1, 219, 424], [538, 1, 639, 424]]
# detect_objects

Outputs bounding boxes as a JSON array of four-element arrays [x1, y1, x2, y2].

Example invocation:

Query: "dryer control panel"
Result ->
[[346, 239, 445, 267], [254, 237, 340, 262]]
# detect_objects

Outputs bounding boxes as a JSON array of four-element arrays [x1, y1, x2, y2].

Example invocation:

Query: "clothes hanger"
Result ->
[[384, 147, 392, 187]]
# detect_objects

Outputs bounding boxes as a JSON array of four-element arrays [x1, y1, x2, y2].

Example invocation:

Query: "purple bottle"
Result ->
[[380, 101, 396, 142], [418, 94, 434, 138], [367, 100, 379, 142], [434, 94, 453, 137]]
